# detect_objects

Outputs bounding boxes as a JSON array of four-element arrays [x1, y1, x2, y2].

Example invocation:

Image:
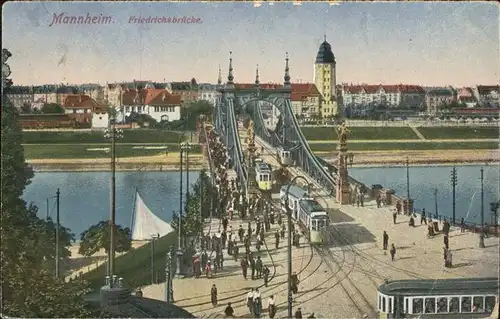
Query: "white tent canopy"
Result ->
[[131, 191, 174, 241]]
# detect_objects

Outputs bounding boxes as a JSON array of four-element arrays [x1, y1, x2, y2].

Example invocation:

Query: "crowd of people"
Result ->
[[198, 126, 309, 318]]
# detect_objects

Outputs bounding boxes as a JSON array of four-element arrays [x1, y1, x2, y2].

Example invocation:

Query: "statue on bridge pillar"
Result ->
[[336, 121, 351, 205]]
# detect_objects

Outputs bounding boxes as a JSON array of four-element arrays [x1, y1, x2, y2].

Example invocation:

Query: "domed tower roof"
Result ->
[[315, 36, 336, 64]]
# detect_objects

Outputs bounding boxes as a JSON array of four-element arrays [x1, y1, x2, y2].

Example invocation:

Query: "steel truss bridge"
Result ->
[[213, 53, 339, 197]]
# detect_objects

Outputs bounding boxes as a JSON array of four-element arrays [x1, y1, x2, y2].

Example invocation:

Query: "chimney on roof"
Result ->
[[162, 92, 167, 101]]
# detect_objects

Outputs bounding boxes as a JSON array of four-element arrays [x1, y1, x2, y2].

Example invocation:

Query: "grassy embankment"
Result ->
[[22, 127, 499, 159], [80, 232, 178, 290], [302, 126, 499, 151], [22, 130, 202, 159]]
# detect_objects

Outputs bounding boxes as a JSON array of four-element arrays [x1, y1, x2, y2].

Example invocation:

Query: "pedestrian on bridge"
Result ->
[[295, 307, 303, 318], [211, 284, 218, 307], [396, 200, 402, 214], [390, 244, 396, 261], [246, 289, 255, 315], [240, 258, 248, 279], [267, 295, 276, 318], [420, 209, 427, 225], [393, 210, 397, 224], [275, 230, 280, 249], [383, 231, 389, 250]]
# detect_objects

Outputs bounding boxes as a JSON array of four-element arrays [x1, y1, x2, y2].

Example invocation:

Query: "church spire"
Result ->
[[324, 34, 327, 42], [217, 65, 222, 85], [254, 64, 260, 86], [284, 52, 291, 87], [227, 51, 234, 84]]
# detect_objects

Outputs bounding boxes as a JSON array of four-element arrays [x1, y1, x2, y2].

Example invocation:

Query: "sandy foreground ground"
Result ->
[[65, 240, 149, 280], [28, 149, 498, 169]]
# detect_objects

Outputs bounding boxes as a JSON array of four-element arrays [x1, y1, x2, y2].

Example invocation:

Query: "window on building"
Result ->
[[382, 297, 386, 312]]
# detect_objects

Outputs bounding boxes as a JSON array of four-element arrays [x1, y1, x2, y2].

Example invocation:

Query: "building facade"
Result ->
[[120, 88, 182, 122], [290, 83, 321, 120], [63, 94, 97, 125], [91, 106, 109, 129], [342, 84, 425, 115], [197, 83, 219, 106], [424, 86, 456, 113], [6, 86, 34, 110], [456, 87, 477, 108], [167, 81, 199, 106], [314, 37, 338, 117], [475, 85, 500, 107]]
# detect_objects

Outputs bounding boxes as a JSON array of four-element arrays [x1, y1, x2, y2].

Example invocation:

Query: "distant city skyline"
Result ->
[[2, 1, 498, 87]]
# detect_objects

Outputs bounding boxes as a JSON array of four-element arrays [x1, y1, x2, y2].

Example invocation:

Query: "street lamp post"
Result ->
[[104, 119, 124, 287], [150, 234, 160, 285], [450, 166, 458, 224], [165, 246, 174, 303], [285, 175, 309, 318], [55, 188, 60, 278], [406, 157, 410, 201], [176, 142, 189, 278], [479, 167, 485, 248], [185, 142, 193, 207], [434, 188, 438, 217]]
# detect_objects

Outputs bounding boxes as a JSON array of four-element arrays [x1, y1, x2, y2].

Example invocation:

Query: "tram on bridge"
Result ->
[[255, 158, 273, 191], [377, 277, 499, 318], [280, 185, 329, 244]]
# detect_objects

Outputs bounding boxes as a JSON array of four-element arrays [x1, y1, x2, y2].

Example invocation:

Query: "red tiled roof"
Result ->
[[122, 88, 181, 105], [63, 95, 96, 109], [234, 83, 320, 102]]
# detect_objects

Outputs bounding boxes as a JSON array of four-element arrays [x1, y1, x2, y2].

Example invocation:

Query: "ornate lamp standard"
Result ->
[[104, 118, 123, 286], [284, 176, 310, 318], [150, 233, 160, 284], [479, 167, 485, 248], [175, 142, 190, 278], [450, 166, 458, 224], [184, 142, 193, 204]]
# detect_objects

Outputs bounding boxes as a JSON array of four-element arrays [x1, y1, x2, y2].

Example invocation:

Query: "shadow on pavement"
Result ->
[[327, 208, 355, 223], [325, 224, 376, 248]]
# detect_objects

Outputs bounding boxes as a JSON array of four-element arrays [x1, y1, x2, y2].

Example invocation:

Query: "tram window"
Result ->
[[311, 220, 317, 231], [473, 296, 484, 312], [388, 298, 392, 313], [485, 296, 496, 312], [424, 298, 436, 313], [461, 297, 472, 312], [449, 297, 459, 313], [437, 297, 448, 313], [378, 295, 382, 311], [405, 298, 409, 313], [382, 297, 386, 312], [412, 298, 423, 314]]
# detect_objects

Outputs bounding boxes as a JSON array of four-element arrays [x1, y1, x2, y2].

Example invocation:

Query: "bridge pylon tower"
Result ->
[[246, 120, 258, 199], [336, 122, 351, 204]]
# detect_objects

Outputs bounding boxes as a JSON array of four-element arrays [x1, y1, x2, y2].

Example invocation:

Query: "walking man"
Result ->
[[383, 231, 389, 250], [390, 244, 396, 261], [211, 284, 218, 307]]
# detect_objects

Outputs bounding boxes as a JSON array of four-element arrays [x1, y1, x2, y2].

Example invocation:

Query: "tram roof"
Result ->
[[281, 185, 309, 200], [299, 198, 325, 213], [256, 163, 271, 172], [378, 277, 499, 297]]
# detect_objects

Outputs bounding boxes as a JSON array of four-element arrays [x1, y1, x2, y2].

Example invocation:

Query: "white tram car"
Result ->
[[255, 158, 272, 191], [277, 147, 292, 166], [377, 277, 499, 318], [280, 185, 329, 244]]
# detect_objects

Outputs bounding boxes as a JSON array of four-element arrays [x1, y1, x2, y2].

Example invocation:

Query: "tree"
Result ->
[[170, 170, 215, 236], [78, 221, 132, 257], [182, 100, 213, 130], [21, 102, 32, 114], [1, 49, 91, 317], [41, 103, 64, 114]]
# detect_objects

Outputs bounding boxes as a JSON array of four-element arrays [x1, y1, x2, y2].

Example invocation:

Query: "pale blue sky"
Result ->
[[2, 1, 499, 86]]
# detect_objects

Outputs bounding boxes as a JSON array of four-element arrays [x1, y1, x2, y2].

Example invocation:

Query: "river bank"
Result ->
[[26, 149, 498, 171]]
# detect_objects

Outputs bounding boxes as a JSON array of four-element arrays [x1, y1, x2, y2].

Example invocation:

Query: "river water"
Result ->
[[23, 165, 499, 237]]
